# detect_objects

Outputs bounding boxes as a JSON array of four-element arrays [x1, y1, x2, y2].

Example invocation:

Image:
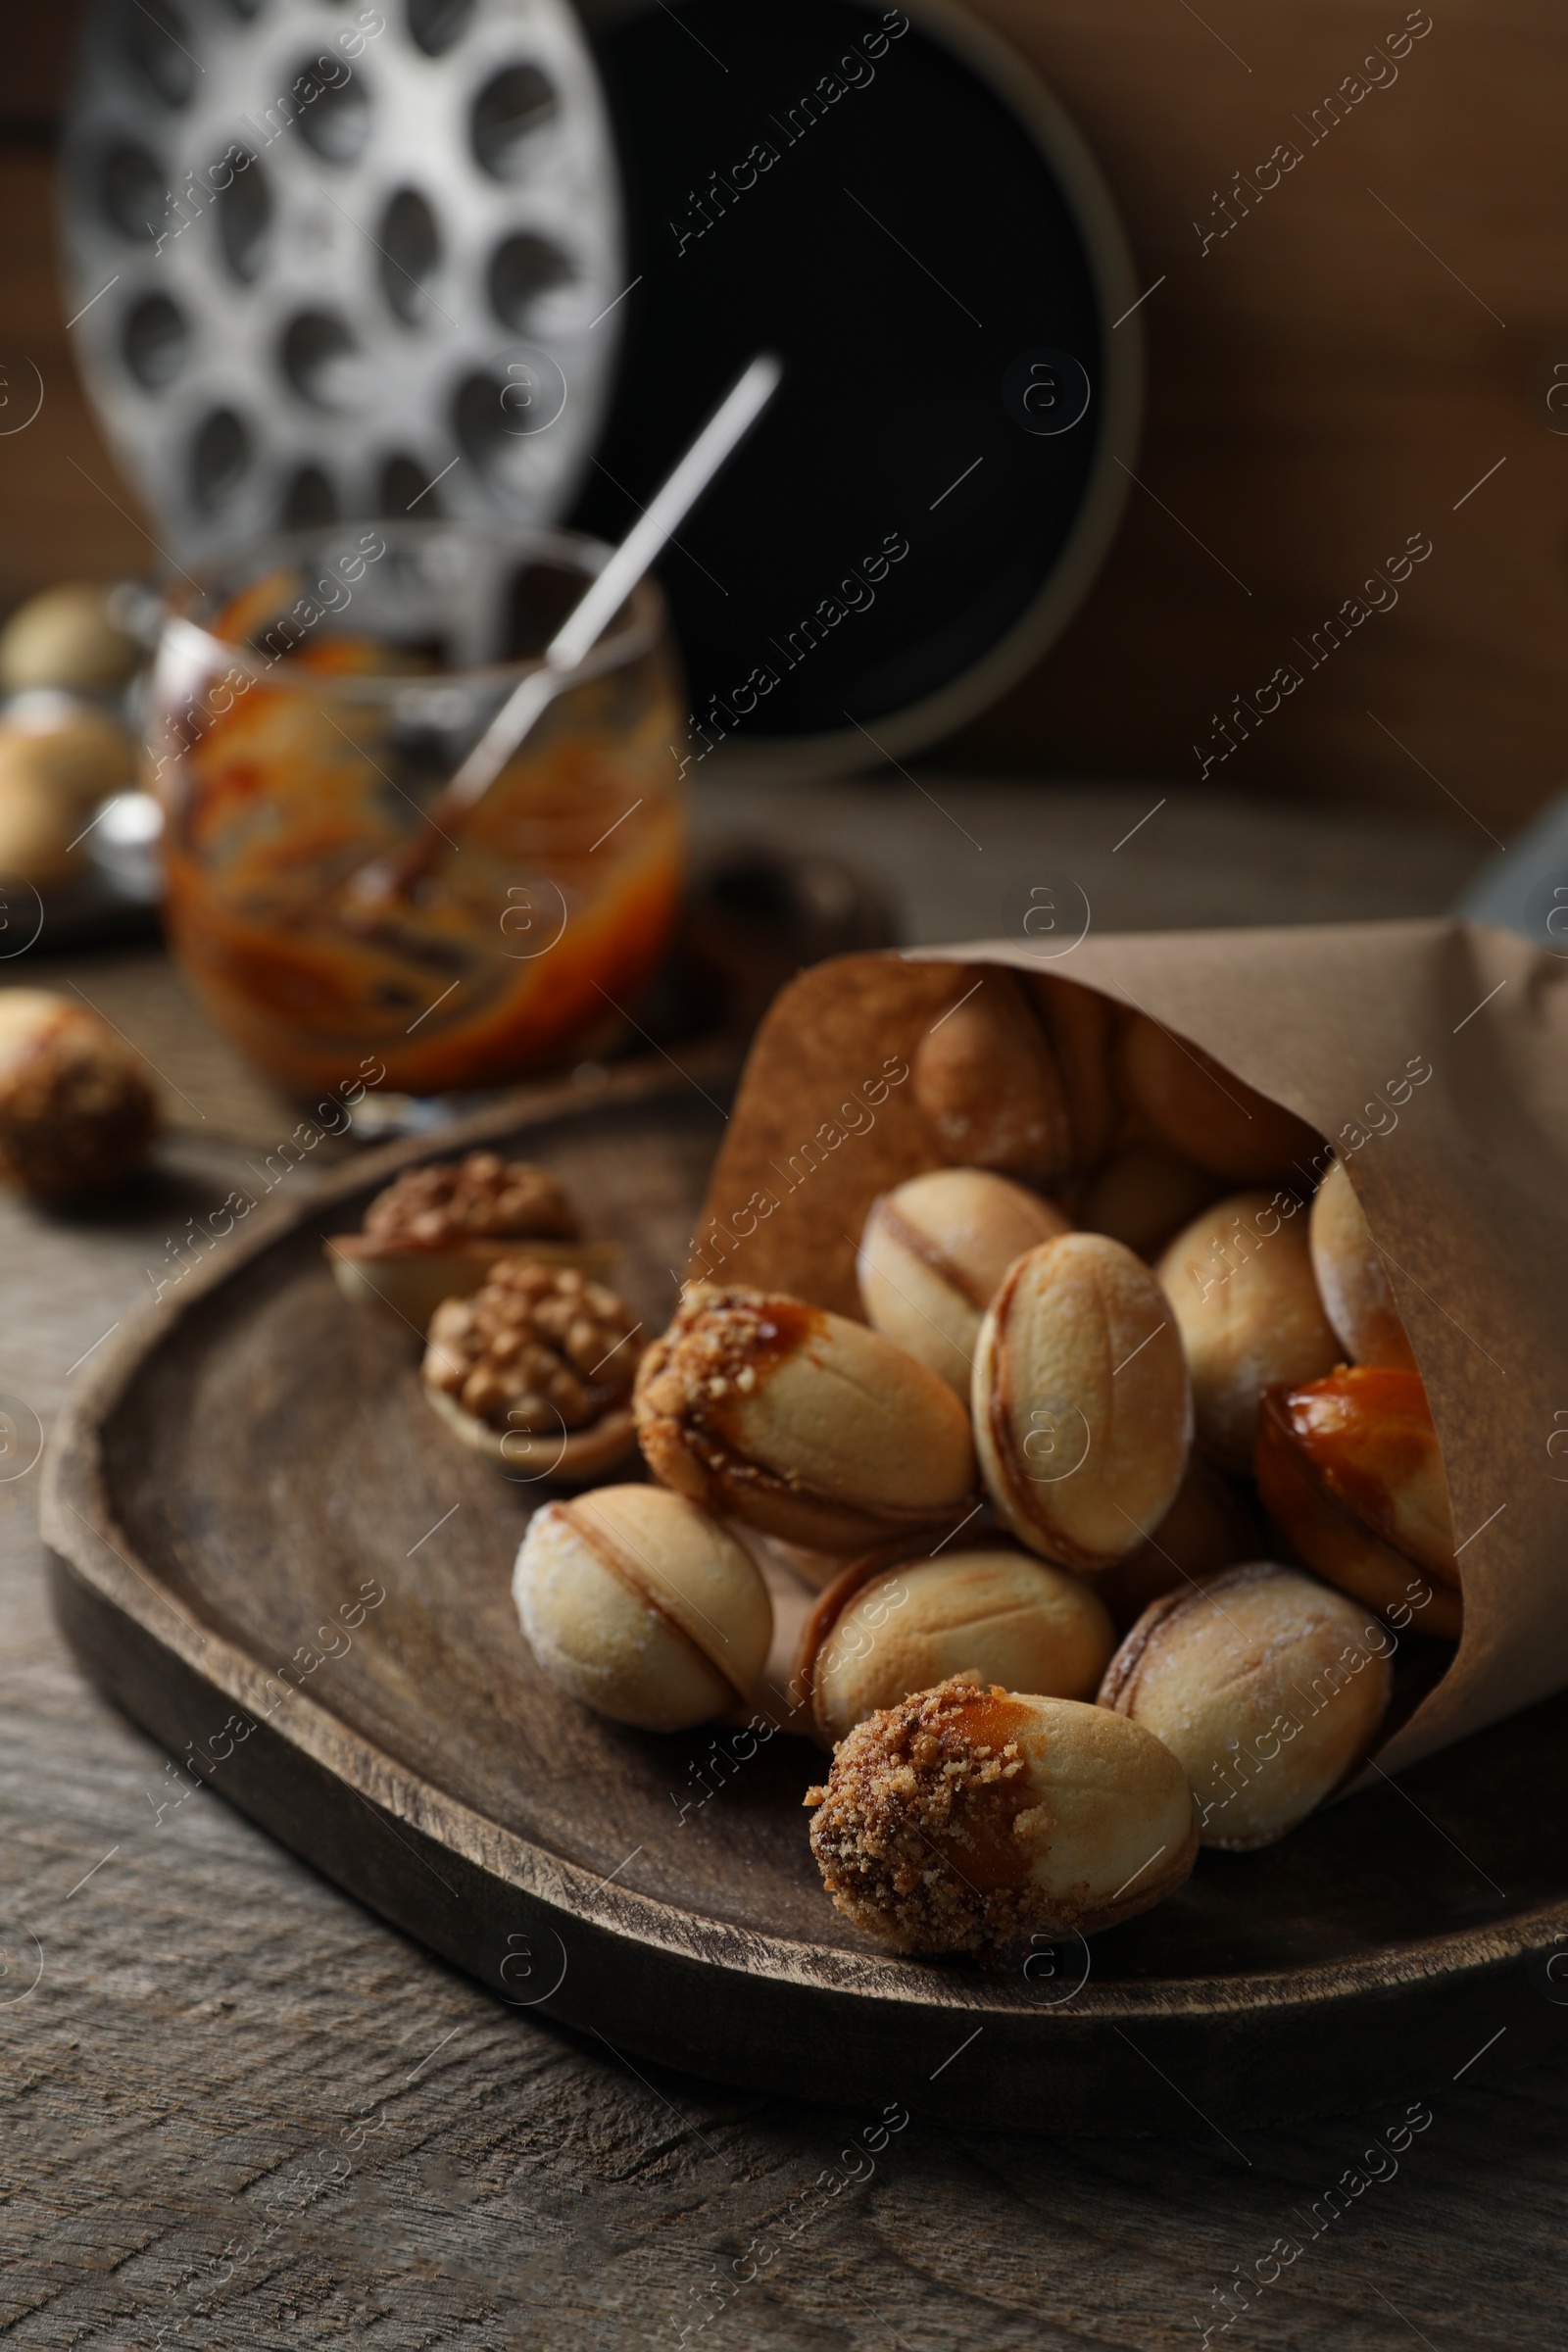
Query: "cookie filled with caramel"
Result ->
[[807, 1675, 1198, 1956], [1255, 1365, 1461, 1641], [634, 1283, 977, 1552]]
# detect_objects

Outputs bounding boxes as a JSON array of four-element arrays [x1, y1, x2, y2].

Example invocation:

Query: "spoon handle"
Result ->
[[440, 350, 784, 821], [343, 352, 780, 912]]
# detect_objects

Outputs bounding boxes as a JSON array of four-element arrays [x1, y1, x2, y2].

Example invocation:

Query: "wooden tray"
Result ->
[[41, 1068, 1568, 2132]]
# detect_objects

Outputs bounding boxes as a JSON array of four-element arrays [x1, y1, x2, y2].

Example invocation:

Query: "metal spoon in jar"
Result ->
[[345, 351, 783, 910]]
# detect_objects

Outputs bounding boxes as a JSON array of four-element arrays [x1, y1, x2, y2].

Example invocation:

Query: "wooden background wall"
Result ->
[[952, 0, 1565, 828], [2, 3, 1562, 828]]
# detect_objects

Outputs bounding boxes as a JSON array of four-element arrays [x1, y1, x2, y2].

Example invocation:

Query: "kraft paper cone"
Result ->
[[689, 919, 1568, 1778]]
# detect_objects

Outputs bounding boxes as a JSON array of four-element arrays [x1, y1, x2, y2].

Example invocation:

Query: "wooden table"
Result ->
[[2, 780, 1562, 2352]]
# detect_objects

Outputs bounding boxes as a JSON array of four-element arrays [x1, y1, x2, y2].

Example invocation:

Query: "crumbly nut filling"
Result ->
[[807, 1676, 1048, 1956], [422, 1261, 641, 1434], [364, 1152, 579, 1250], [641, 1285, 812, 1394]]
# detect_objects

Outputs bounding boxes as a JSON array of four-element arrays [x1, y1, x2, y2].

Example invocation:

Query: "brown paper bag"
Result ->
[[688, 919, 1568, 1776]]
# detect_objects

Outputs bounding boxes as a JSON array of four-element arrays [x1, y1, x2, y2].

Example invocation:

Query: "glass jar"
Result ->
[[147, 520, 686, 1095]]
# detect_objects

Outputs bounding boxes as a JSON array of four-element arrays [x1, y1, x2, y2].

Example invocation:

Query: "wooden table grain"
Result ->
[[3, 782, 1564, 2352]]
